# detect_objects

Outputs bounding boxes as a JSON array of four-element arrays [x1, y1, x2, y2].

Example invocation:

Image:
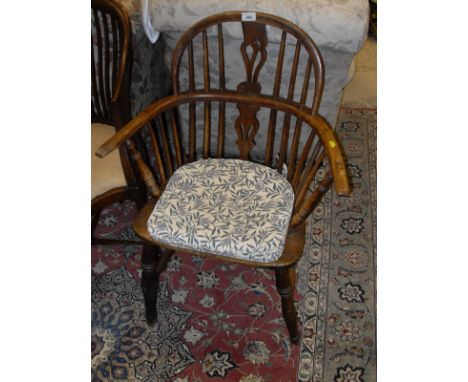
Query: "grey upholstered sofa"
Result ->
[[113, 0, 171, 116], [144, 0, 369, 130]]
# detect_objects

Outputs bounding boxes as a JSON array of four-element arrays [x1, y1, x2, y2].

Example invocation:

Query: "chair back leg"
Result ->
[[275, 266, 300, 343]]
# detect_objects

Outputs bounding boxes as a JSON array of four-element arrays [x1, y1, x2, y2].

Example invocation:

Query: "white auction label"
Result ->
[[242, 12, 256, 22]]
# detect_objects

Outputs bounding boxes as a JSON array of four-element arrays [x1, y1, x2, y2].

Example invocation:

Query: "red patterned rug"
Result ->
[[91, 107, 377, 382], [92, 200, 301, 381]]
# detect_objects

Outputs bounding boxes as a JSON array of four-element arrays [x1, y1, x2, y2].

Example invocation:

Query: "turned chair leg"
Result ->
[[141, 244, 161, 325], [141, 244, 175, 325], [275, 266, 300, 343]]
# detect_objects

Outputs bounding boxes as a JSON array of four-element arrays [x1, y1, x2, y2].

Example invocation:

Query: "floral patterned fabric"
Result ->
[[147, 159, 294, 263]]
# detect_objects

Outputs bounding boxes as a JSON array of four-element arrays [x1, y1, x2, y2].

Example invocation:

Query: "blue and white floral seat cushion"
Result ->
[[147, 158, 294, 263]]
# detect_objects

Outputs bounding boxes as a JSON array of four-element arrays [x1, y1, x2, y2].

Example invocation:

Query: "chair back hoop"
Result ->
[[169, 11, 327, 167], [171, 11, 324, 110]]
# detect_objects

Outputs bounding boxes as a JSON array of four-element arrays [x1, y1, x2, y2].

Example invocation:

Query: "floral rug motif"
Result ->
[[92, 107, 377, 381], [92, 267, 195, 381]]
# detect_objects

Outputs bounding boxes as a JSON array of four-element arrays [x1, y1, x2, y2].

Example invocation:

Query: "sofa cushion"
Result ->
[[147, 158, 294, 263], [146, 0, 369, 54], [91, 123, 127, 199]]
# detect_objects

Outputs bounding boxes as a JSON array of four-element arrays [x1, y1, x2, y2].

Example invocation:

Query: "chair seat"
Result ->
[[147, 158, 294, 263], [91, 123, 127, 199]]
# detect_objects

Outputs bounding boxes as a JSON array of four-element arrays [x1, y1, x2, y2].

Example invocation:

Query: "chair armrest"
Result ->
[[95, 94, 182, 158], [96, 91, 350, 197], [306, 114, 351, 197]]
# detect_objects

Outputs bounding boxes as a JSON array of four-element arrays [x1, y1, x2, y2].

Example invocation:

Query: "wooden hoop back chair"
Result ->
[[91, 0, 145, 244], [96, 11, 350, 343]]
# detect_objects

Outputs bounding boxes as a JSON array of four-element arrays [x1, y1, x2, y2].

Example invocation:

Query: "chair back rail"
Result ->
[[96, 92, 350, 228]]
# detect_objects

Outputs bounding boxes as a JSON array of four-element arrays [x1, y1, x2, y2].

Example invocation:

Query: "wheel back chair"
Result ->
[[91, 0, 147, 244], [96, 11, 350, 343]]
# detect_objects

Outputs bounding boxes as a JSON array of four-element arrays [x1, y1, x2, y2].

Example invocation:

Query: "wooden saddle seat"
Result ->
[[95, 11, 351, 343]]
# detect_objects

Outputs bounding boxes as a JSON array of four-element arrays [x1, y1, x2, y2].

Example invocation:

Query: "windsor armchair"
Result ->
[[96, 11, 350, 343], [91, 0, 145, 244]]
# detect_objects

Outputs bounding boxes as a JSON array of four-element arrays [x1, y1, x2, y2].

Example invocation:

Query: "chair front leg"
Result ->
[[141, 244, 175, 325], [141, 243, 161, 325], [275, 265, 300, 343]]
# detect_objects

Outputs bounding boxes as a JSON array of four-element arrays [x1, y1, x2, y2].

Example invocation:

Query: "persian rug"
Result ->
[[91, 107, 377, 381], [295, 107, 377, 382]]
